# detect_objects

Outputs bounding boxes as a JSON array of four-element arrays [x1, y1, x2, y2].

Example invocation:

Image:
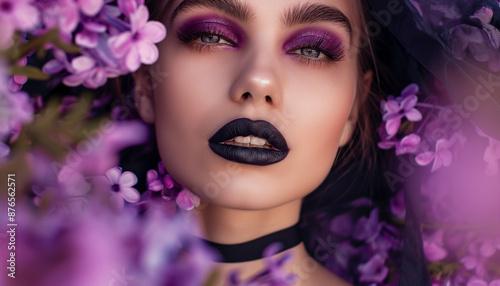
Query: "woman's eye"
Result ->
[[300, 47, 321, 58], [199, 34, 231, 45], [291, 47, 325, 58]]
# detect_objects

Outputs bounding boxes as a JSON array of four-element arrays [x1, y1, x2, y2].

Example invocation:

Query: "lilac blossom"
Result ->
[[105, 166, 140, 208], [136, 206, 216, 286], [118, 0, 144, 16], [0, 0, 40, 48], [390, 190, 406, 220], [380, 84, 422, 138], [449, 6, 500, 71], [378, 133, 422, 155], [146, 169, 164, 192], [176, 187, 201, 211], [416, 138, 453, 171], [358, 254, 389, 283], [423, 230, 448, 262], [62, 55, 121, 88], [476, 126, 500, 176], [0, 70, 34, 140], [108, 5, 166, 72]]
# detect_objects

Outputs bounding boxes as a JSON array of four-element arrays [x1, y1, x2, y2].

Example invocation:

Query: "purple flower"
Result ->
[[390, 190, 406, 220], [352, 208, 382, 242], [62, 55, 121, 88], [75, 21, 107, 49], [357, 254, 389, 283], [423, 230, 448, 262], [415, 138, 453, 172], [146, 169, 164, 192], [476, 126, 500, 176], [0, 0, 39, 48], [449, 7, 500, 71], [381, 84, 422, 138], [117, 0, 143, 16], [176, 188, 201, 211], [74, 0, 104, 17], [108, 5, 166, 72], [378, 133, 422, 155], [0, 78, 34, 140], [105, 166, 140, 208]]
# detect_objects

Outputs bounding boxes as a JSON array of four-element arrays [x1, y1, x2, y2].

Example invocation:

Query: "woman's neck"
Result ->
[[195, 198, 302, 244], [190, 199, 351, 285]]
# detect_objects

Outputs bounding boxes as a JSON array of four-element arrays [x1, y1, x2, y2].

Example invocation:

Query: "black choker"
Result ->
[[201, 222, 302, 263]]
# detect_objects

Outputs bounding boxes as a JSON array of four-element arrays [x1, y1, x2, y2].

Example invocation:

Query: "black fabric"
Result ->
[[201, 222, 301, 263]]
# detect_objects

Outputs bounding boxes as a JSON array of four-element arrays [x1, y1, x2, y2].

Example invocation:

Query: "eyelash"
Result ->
[[287, 36, 345, 67], [178, 26, 236, 52]]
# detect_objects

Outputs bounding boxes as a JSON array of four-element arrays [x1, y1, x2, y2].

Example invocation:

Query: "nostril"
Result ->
[[265, 95, 272, 103], [242, 92, 251, 99]]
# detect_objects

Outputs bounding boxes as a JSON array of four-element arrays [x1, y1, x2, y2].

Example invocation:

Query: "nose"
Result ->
[[229, 51, 283, 106]]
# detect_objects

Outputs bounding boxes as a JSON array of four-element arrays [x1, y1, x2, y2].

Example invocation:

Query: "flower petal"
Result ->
[[385, 117, 402, 137], [71, 56, 96, 72], [400, 83, 419, 97], [78, 0, 104, 16], [405, 108, 422, 122], [401, 95, 418, 111], [118, 0, 138, 16], [137, 41, 158, 65], [415, 152, 435, 166], [140, 21, 167, 43], [176, 191, 194, 211], [125, 46, 141, 72], [75, 31, 99, 48], [105, 167, 122, 184], [176, 188, 200, 210], [130, 5, 149, 31], [43, 59, 65, 74], [108, 32, 133, 57], [119, 171, 138, 187], [120, 187, 140, 203]]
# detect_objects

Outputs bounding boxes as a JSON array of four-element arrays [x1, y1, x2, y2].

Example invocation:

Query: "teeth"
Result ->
[[250, 136, 266, 146], [234, 136, 251, 144], [224, 135, 273, 148]]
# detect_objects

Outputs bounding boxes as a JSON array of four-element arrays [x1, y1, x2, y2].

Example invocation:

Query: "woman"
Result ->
[[133, 0, 387, 284]]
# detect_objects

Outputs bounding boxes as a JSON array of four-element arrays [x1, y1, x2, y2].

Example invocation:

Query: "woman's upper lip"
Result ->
[[208, 118, 289, 151]]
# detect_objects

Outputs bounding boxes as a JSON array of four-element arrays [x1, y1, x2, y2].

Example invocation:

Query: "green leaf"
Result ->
[[10, 65, 49, 80]]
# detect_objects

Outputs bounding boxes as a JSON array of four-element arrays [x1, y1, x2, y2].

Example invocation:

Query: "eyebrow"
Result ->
[[171, 0, 252, 22], [283, 3, 352, 37], [171, 0, 352, 39]]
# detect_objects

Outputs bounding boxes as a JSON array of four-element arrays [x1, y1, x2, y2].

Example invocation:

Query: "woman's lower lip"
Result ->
[[209, 143, 288, 166]]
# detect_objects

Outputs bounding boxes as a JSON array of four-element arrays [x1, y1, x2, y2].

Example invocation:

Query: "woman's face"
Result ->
[[139, 0, 367, 210]]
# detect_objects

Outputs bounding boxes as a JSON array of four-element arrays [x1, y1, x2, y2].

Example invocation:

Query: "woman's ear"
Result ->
[[133, 66, 156, 124], [339, 70, 373, 147]]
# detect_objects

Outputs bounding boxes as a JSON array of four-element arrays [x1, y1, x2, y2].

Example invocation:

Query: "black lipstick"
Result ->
[[208, 118, 289, 166]]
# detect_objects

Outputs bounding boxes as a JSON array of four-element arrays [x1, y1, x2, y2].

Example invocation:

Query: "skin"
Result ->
[[135, 0, 372, 284]]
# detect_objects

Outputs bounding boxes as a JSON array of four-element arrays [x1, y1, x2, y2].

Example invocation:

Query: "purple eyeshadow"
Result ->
[[283, 28, 345, 59], [177, 15, 245, 48]]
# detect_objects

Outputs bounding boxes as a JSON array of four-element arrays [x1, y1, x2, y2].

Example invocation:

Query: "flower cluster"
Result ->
[[144, 161, 201, 212], [378, 81, 500, 285], [378, 83, 469, 173], [409, 0, 500, 71], [309, 199, 403, 285], [40, 0, 166, 88]]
